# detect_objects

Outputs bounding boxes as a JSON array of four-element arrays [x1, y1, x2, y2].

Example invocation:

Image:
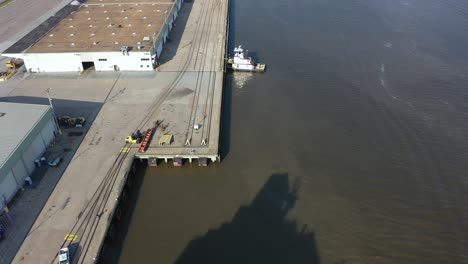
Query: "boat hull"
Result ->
[[226, 60, 266, 72]]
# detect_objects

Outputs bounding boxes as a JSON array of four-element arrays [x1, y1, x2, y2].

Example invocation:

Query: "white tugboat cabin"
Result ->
[[227, 45, 266, 72]]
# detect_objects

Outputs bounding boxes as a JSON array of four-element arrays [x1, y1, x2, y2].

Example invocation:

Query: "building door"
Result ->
[[82, 61, 95, 71]]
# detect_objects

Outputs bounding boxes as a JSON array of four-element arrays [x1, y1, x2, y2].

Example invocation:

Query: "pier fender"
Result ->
[[126, 177, 133, 188], [107, 224, 115, 239], [115, 208, 122, 221], [121, 190, 128, 202]]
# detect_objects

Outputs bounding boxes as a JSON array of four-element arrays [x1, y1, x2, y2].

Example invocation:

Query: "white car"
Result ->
[[58, 248, 70, 264]]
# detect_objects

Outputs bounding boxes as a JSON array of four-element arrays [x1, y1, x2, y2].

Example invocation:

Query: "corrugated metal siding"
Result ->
[[0, 103, 53, 181], [0, 171, 17, 202]]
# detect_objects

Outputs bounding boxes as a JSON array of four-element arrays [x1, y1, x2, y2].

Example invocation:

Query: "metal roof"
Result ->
[[0, 102, 51, 170]]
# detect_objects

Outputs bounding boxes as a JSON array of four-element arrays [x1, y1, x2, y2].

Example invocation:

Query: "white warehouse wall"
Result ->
[[22, 53, 83, 72], [17, 51, 153, 72], [93, 51, 153, 71]]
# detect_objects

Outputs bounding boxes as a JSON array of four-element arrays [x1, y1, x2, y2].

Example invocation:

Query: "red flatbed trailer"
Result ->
[[138, 120, 161, 153], [138, 128, 153, 153]]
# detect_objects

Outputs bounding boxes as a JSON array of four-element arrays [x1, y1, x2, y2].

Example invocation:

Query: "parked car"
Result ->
[[48, 157, 61, 167], [58, 248, 70, 264], [75, 117, 86, 128]]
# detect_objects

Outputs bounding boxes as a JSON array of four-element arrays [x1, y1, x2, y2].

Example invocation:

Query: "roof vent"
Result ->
[[128, 24, 132, 27], [70, 33, 74, 36], [124, 16, 128, 19], [137, 45, 143, 50], [112, 32, 116, 36], [86, 10, 89, 13], [89, 25, 93, 28], [147, 24, 152, 27], [115, 41, 119, 45], [106, 17, 110, 20], [91, 33, 95, 36], [69, 18, 73, 21], [88, 17, 91, 20], [143, 16, 147, 19], [93, 42, 97, 45], [118, 4, 122, 6], [132, 32, 137, 36], [121, 9, 125, 13], [70, 0, 80, 5], [69, 25, 74, 28], [156, 9, 160, 12], [143, 36, 150, 41], [152, 3, 155, 5], [121, 45, 129, 55], [101, 4, 104, 7], [49, 34, 54, 37], [108, 24, 113, 27], [48, 44, 54, 47], [85, 5, 88, 7], [104, 10, 108, 13], [71, 43, 75, 46]]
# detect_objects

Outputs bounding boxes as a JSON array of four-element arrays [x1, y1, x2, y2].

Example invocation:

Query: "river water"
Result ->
[[115, 0, 468, 263]]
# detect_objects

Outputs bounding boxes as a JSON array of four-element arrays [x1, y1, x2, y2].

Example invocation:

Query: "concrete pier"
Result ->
[[7, 0, 229, 262]]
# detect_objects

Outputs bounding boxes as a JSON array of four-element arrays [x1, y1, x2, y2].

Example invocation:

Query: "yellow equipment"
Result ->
[[0, 71, 16, 82], [5, 59, 21, 70], [159, 134, 173, 146], [125, 136, 137, 144]]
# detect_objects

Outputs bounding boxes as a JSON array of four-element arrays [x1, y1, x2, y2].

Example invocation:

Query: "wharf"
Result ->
[[9, 0, 229, 262]]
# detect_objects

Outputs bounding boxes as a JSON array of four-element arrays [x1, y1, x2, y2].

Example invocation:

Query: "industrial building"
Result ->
[[0, 102, 57, 210], [1, 0, 182, 72]]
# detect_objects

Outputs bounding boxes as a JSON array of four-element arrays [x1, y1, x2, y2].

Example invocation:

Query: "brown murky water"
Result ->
[[112, 0, 468, 263]]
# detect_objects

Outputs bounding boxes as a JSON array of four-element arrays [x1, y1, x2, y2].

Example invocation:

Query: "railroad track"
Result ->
[[48, 0, 222, 262], [185, 0, 222, 146]]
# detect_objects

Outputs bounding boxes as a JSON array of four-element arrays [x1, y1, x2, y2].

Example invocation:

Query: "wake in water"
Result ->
[[232, 72, 254, 95], [379, 62, 415, 108]]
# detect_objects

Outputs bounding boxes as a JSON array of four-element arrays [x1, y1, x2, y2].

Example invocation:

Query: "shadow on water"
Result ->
[[98, 162, 147, 264], [219, 0, 236, 160], [175, 173, 320, 264], [220, 74, 232, 160]]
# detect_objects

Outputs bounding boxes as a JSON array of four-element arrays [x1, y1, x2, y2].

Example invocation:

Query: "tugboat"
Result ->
[[227, 45, 266, 72]]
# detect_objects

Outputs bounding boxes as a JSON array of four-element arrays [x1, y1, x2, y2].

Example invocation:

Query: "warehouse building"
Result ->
[[1, 0, 182, 72], [0, 103, 57, 210]]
